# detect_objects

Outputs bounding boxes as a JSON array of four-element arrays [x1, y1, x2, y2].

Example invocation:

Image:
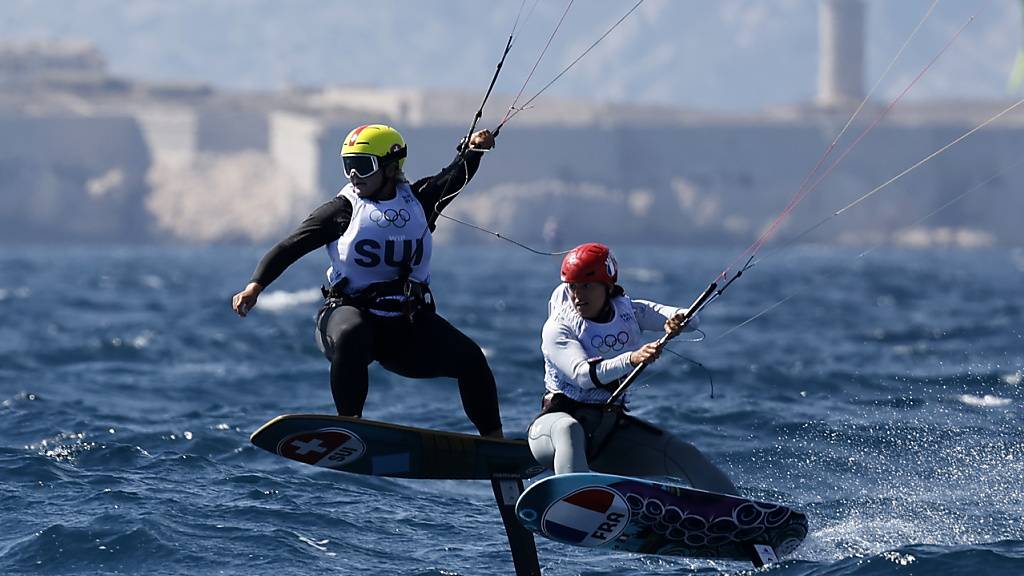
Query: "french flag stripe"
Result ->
[[544, 520, 590, 543], [544, 500, 610, 538], [564, 488, 614, 512]]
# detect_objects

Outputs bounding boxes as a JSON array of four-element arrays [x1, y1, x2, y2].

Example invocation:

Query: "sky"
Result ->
[[1, 0, 1022, 110]]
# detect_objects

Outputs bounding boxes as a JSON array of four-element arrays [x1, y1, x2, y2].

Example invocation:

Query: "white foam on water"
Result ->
[[621, 267, 664, 283], [140, 274, 164, 289], [0, 287, 31, 301], [881, 551, 917, 566], [296, 533, 335, 556], [258, 288, 322, 312], [958, 394, 1012, 407]]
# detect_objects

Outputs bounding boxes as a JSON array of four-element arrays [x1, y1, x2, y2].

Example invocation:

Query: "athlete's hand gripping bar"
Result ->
[[605, 281, 718, 406]]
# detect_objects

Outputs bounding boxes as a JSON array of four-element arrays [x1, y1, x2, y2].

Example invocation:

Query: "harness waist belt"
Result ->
[[540, 392, 625, 416], [322, 278, 434, 318]]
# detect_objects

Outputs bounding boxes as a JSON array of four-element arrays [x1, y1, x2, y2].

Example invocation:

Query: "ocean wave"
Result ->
[[958, 394, 1012, 408], [0, 287, 31, 302], [257, 288, 322, 313], [0, 391, 40, 409], [0, 521, 184, 574]]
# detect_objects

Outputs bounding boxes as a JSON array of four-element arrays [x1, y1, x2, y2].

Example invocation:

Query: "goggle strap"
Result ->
[[380, 146, 407, 165]]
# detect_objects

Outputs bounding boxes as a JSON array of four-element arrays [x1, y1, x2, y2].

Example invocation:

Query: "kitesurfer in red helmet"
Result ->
[[528, 242, 737, 493]]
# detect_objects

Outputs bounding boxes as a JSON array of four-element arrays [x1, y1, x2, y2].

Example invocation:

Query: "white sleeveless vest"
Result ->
[[543, 285, 643, 404], [325, 182, 432, 294]]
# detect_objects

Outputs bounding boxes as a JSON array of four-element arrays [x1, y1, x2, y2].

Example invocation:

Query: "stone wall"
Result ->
[[0, 115, 151, 242], [298, 119, 1024, 248]]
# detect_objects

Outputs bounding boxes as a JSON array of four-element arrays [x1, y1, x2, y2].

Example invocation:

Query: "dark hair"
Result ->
[[608, 284, 625, 298]]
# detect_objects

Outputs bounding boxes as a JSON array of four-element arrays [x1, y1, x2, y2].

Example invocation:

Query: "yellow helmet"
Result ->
[[340, 124, 407, 175]]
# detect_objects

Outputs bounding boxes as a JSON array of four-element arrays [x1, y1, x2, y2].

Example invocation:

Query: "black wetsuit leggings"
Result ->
[[316, 304, 502, 436]]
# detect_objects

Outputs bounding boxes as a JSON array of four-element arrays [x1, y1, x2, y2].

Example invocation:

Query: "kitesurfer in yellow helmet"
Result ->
[[527, 243, 737, 492], [232, 124, 504, 437]]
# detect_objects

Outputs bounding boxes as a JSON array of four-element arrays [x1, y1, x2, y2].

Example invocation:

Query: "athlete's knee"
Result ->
[[328, 321, 371, 364], [528, 432, 555, 470], [529, 413, 579, 453], [332, 320, 365, 347], [550, 416, 585, 447], [455, 339, 490, 372]]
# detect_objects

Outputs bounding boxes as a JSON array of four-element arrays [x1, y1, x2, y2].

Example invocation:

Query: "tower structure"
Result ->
[[818, 0, 866, 107]]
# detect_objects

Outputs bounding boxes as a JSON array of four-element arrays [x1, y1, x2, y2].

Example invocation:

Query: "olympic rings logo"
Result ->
[[591, 331, 629, 353], [369, 208, 411, 228]]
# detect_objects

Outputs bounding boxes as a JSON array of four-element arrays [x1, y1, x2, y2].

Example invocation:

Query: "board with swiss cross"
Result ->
[[250, 414, 544, 480]]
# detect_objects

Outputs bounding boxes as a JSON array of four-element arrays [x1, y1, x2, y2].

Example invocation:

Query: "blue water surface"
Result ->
[[1, 245, 1022, 575]]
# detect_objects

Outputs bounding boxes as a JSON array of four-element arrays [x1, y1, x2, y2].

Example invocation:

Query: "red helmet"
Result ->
[[561, 243, 618, 284]]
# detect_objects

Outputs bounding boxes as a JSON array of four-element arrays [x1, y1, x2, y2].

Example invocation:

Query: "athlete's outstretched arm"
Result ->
[[231, 197, 352, 317], [631, 300, 700, 333], [412, 130, 494, 227]]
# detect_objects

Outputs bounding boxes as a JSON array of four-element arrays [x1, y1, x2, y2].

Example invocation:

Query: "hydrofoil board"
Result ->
[[515, 472, 807, 566], [250, 414, 543, 480]]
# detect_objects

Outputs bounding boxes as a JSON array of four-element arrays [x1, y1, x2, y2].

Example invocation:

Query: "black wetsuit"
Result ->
[[249, 151, 502, 436]]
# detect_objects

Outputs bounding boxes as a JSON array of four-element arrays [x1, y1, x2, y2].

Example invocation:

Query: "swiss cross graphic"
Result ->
[[277, 428, 366, 467], [290, 438, 328, 456], [347, 125, 369, 146]]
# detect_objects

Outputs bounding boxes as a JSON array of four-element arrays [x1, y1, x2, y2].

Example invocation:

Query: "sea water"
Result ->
[[1, 245, 1022, 575]]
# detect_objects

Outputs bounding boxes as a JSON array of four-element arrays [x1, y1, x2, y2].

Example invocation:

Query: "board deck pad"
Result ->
[[515, 473, 807, 563], [251, 414, 544, 480]]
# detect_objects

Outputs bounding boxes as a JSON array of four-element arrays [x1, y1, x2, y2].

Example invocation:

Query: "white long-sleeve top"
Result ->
[[540, 284, 699, 405]]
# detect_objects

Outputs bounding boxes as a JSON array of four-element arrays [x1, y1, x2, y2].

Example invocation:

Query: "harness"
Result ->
[[320, 276, 435, 321]]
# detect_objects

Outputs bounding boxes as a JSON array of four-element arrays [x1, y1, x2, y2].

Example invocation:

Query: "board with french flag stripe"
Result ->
[[515, 472, 807, 565]]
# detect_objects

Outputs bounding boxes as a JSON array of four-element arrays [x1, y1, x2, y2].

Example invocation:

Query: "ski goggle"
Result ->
[[341, 154, 382, 178], [341, 146, 407, 179]]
